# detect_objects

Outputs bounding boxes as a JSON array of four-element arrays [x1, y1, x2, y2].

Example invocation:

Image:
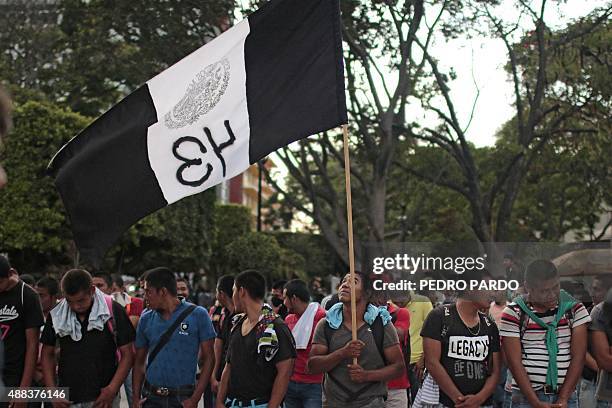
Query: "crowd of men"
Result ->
[[1, 252, 612, 408]]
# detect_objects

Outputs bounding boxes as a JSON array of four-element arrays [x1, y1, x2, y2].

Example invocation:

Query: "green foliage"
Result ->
[[272, 232, 342, 279], [0, 101, 90, 270], [209, 204, 252, 277], [103, 190, 217, 277], [225, 232, 282, 280], [0, 0, 236, 116]]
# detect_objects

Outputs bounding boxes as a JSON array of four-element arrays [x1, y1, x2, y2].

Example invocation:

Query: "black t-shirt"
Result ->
[[421, 304, 500, 407], [0, 281, 44, 386], [226, 317, 296, 400], [41, 300, 135, 403], [215, 310, 234, 381]]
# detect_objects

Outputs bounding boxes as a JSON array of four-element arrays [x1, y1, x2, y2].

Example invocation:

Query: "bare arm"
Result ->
[[108, 343, 134, 393], [20, 328, 40, 388], [307, 341, 362, 374], [591, 330, 612, 372], [503, 337, 544, 407], [423, 337, 464, 404], [268, 359, 295, 408], [350, 344, 404, 383], [132, 348, 147, 407], [215, 363, 231, 408], [557, 324, 587, 403], [189, 339, 214, 403], [40, 345, 57, 388], [210, 338, 223, 391], [585, 352, 598, 371]]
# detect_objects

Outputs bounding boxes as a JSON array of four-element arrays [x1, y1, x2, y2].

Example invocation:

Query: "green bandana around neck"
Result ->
[[515, 289, 577, 390]]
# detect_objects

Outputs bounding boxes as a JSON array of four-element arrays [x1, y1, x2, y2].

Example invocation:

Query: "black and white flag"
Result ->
[[48, 0, 347, 263]]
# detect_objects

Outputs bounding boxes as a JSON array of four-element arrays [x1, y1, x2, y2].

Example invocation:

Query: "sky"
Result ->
[[263, 0, 608, 187], [433, 0, 608, 147]]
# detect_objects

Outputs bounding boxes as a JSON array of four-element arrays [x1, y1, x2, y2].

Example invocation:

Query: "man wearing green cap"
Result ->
[[500, 259, 590, 408]]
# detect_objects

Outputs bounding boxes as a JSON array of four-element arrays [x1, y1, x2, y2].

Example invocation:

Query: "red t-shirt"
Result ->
[[387, 303, 410, 390], [284, 306, 326, 384], [126, 296, 144, 317]]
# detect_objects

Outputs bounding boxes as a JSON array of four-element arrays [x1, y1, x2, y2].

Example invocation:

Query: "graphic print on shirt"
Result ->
[[0, 323, 9, 339], [448, 335, 490, 380], [0, 304, 18, 322], [0, 305, 18, 339]]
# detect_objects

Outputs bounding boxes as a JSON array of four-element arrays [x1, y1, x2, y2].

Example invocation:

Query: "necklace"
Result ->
[[457, 305, 481, 336], [466, 318, 481, 336]]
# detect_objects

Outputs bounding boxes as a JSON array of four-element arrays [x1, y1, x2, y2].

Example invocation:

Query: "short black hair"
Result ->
[[284, 279, 310, 302], [176, 277, 191, 292], [144, 267, 177, 296], [272, 280, 287, 291], [217, 275, 235, 297], [525, 260, 559, 286], [0, 255, 11, 278], [37, 276, 60, 297], [20, 273, 35, 286], [345, 271, 372, 301], [235, 270, 266, 300], [93, 272, 112, 288], [62, 269, 93, 296], [457, 268, 489, 297], [111, 273, 124, 289]]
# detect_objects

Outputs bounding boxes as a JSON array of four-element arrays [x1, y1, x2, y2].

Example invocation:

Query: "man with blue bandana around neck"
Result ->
[[308, 271, 405, 408]]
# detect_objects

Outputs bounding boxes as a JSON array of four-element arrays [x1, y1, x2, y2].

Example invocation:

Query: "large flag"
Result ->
[[48, 0, 347, 263]]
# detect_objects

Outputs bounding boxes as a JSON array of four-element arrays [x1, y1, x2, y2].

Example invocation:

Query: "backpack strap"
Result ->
[[370, 315, 386, 363], [518, 302, 575, 338], [103, 295, 120, 362], [441, 304, 452, 340]]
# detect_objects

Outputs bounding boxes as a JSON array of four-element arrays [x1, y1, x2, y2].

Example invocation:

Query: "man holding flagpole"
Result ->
[[308, 271, 405, 407]]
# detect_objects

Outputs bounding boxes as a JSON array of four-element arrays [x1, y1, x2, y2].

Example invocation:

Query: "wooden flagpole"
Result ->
[[341, 124, 358, 365]]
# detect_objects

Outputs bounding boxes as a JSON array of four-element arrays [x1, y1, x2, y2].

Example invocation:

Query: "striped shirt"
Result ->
[[499, 301, 591, 390]]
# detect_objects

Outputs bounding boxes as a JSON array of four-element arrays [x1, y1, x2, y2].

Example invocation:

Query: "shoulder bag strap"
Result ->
[[147, 304, 197, 369]]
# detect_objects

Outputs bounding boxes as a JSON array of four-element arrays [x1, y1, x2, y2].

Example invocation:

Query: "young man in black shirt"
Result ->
[[216, 270, 296, 408], [0, 255, 44, 399], [420, 269, 501, 408], [40, 269, 135, 408]]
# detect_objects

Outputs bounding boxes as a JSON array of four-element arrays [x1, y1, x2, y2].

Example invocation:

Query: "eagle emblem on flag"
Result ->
[[164, 58, 231, 129]]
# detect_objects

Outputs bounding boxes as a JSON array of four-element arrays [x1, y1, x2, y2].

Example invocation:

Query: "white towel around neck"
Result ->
[[291, 302, 319, 349], [50, 287, 111, 341]]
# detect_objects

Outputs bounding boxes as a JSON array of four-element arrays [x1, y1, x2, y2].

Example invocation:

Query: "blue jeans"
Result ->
[[224, 398, 268, 408], [284, 382, 322, 408], [510, 389, 578, 408], [124, 368, 133, 408], [492, 365, 508, 407], [142, 393, 188, 408]]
